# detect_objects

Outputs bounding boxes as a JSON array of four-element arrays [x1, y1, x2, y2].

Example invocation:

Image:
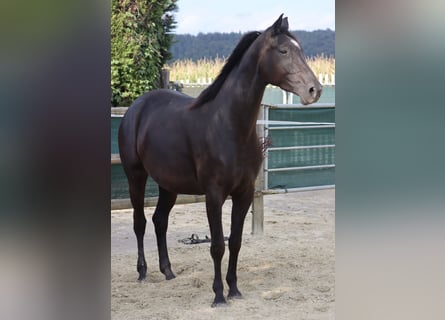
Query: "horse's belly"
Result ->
[[144, 159, 204, 195], [155, 175, 204, 195]]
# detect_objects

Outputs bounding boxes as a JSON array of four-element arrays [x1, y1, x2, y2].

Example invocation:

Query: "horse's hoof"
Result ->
[[137, 265, 147, 281], [162, 267, 176, 280], [228, 289, 243, 299], [137, 274, 146, 281], [165, 271, 176, 280], [211, 296, 227, 308]]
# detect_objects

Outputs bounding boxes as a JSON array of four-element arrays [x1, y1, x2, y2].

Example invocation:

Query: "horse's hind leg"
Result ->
[[226, 187, 254, 299], [152, 186, 177, 280], [127, 167, 149, 281]]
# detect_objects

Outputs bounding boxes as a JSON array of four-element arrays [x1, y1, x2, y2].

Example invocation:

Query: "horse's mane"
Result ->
[[190, 31, 261, 109]]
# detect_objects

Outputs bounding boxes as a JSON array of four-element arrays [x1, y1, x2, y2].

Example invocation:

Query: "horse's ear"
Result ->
[[272, 14, 288, 35], [281, 17, 289, 31]]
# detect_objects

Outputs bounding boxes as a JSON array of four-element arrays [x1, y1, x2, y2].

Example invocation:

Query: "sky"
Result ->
[[173, 0, 335, 35]]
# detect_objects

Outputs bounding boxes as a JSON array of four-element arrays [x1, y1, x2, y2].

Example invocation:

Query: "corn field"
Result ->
[[166, 55, 335, 84]]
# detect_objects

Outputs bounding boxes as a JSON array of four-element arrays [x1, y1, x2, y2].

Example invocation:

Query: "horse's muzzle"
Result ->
[[308, 82, 323, 103]]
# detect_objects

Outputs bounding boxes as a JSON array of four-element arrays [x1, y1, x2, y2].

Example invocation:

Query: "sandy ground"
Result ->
[[111, 189, 335, 320]]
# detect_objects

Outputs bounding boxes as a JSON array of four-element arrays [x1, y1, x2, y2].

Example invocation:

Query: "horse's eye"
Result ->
[[279, 48, 288, 55]]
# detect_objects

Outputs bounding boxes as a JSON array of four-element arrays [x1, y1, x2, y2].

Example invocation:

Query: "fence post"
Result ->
[[252, 104, 265, 235], [160, 69, 170, 89], [282, 89, 287, 104]]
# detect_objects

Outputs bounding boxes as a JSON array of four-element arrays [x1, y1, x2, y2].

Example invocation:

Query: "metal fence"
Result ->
[[258, 103, 335, 194]]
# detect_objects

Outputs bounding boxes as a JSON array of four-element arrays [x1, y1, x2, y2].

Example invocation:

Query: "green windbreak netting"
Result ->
[[268, 107, 335, 123], [268, 147, 335, 169], [268, 168, 335, 189], [111, 117, 121, 155], [111, 164, 159, 199], [265, 106, 335, 189], [268, 127, 335, 147]]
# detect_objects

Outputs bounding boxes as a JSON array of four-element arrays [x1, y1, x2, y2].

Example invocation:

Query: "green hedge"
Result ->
[[111, 0, 177, 106]]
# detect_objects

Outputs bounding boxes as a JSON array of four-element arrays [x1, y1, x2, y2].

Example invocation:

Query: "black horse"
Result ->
[[118, 14, 322, 306]]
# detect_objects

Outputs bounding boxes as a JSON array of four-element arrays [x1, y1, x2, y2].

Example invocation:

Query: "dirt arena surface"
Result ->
[[111, 189, 334, 320]]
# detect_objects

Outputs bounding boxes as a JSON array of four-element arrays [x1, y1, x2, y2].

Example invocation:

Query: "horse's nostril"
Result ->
[[309, 86, 316, 97], [309, 85, 321, 99]]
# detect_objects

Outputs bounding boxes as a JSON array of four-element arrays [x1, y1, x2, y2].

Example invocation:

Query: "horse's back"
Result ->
[[119, 89, 193, 153], [124, 89, 193, 121]]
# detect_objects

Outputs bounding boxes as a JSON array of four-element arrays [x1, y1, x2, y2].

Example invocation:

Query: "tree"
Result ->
[[111, 0, 177, 106], [169, 29, 335, 61]]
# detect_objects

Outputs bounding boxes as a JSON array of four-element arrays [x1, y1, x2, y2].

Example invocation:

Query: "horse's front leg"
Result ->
[[226, 187, 254, 298], [205, 190, 227, 307]]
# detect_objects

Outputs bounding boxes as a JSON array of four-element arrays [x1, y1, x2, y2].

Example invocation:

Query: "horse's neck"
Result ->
[[219, 57, 266, 140]]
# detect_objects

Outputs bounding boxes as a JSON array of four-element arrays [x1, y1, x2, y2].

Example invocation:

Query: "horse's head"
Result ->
[[258, 14, 322, 105]]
